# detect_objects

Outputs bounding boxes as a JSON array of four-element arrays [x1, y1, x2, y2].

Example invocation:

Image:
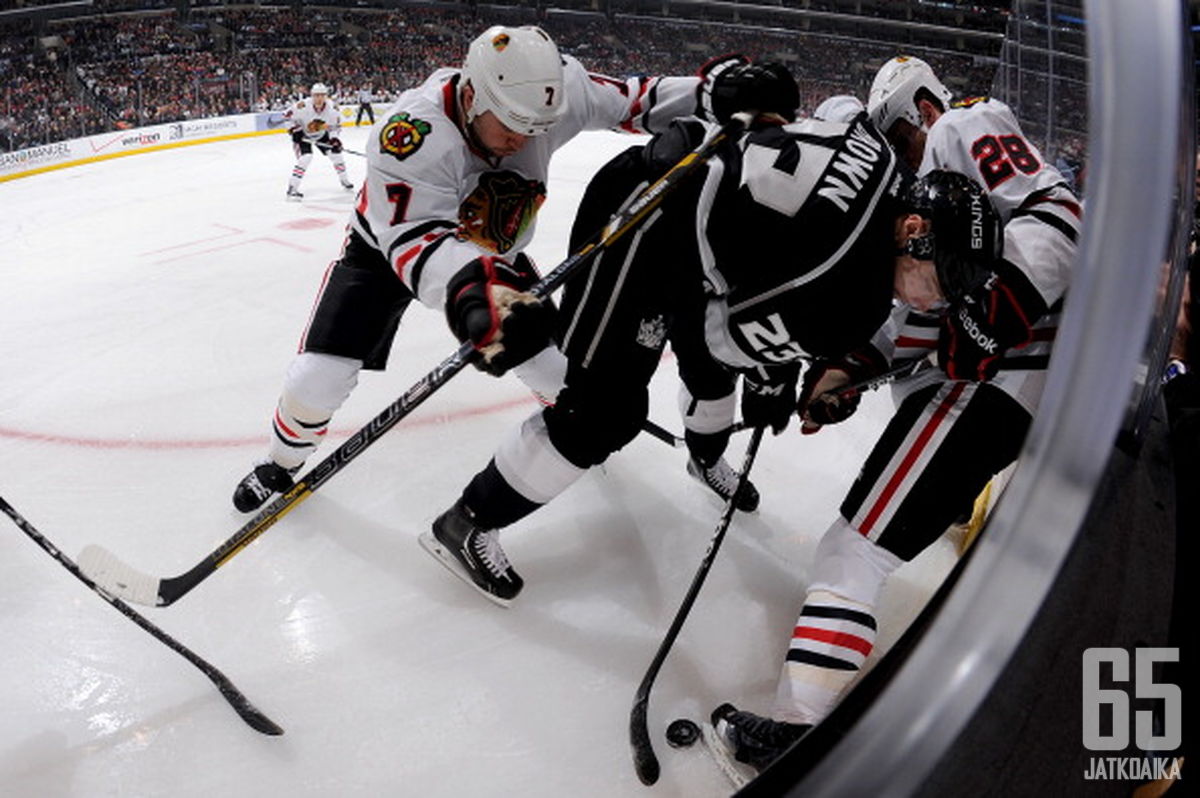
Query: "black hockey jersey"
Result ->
[[692, 115, 904, 368]]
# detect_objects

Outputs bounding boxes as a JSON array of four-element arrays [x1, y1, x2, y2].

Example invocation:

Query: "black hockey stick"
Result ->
[[630, 425, 765, 785], [0, 495, 283, 736], [77, 113, 753, 609], [639, 356, 929, 448]]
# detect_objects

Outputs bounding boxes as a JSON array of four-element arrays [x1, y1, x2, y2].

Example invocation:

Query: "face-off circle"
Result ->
[[665, 718, 701, 748]]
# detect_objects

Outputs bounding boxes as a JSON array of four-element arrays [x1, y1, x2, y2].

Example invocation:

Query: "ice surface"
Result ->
[[0, 127, 956, 796]]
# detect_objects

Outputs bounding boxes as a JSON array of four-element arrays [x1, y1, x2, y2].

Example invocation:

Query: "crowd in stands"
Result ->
[[0, 2, 1087, 168]]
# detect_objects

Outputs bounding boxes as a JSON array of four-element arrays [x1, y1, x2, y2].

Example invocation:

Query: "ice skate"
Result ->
[[340, 180, 355, 191], [710, 703, 810, 772], [687, 456, 761, 512], [232, 461, 299, 513], [286, 186, 303, 201], [420, 500, 523, 606]]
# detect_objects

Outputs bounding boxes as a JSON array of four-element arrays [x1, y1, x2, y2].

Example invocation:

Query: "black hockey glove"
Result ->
[[446, 253, 554, 377], [741, 363, 801, 435], [700, 54, 799, 124], [798, 346, 888, 435], [938, 261, 1047, 382], [327, 136, 344, 154]]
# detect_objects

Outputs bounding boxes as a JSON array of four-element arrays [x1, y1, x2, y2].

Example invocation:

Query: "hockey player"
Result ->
[[231, 27, 786, 515], [284, 82, 354, 199], [710, 56, 1081, 772], [418, 80, 1021, 606]]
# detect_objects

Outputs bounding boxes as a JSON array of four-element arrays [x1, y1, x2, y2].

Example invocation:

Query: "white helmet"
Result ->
[[867, 56, 952, 133], [311, 82, 329, 95], [462, 25, 567, 136]]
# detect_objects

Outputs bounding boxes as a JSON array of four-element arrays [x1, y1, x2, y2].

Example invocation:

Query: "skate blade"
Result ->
[[418, 532, 512, 608], [700, 721, 752, 789]]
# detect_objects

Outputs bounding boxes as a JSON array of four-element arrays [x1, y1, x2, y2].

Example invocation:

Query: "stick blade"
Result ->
[[630, 697, 661, 785], [213, 676, 285, 736], [78, 544, 163, 606]]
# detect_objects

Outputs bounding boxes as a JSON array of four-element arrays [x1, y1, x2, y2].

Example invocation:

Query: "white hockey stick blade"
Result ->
[[417, 532, 512, 608], [700, 721, 752, 789], [78, 544, 162, 606]]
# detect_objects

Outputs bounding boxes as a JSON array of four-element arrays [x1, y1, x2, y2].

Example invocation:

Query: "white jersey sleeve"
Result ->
[[552, 55, 703, 137], [920, 98, 1081, 308]]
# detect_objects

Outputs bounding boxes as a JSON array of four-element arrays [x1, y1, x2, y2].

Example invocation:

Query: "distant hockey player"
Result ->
[[355, 85, 375, 127], [284, 82, 354, 199], [232, 27, 785, 516], [710, 55, 1081, 772]]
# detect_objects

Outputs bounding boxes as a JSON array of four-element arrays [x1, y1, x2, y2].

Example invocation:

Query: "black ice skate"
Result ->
[[286, 187, 303, 201], [232, 461, 299, 513], [710, 703, 810, 772], [340, 180, 355, 191], [687, 456, 761, 512], [419, 500, 523, 606]]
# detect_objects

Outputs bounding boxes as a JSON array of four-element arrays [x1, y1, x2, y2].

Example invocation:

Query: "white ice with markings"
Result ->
[[0, 126, 956, 796]]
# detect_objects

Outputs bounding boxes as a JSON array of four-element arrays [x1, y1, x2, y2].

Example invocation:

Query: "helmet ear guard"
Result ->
[[462, 25, 567, 136], [902, 170, 1002, 303]]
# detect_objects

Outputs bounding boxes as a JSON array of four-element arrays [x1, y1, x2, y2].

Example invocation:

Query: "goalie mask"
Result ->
[[903, 170, 1002, 303], [462, 25, 567, 137]]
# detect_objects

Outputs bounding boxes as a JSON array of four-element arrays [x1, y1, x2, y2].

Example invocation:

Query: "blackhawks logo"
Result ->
[[457, 171, 546, 254], [380, 112, 432, 161]]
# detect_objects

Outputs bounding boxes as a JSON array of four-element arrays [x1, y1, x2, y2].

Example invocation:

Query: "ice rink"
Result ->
[[0, 125, 958, 796]]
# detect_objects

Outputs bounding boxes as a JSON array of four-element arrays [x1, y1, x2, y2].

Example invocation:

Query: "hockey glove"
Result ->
[[938, 262, 1047, 382], [327, 137, 344, 154], [446, 253, 554, 377], [797, 346, 888, 435], [700, 54, 799, 124], [741, 363, 801, 435]]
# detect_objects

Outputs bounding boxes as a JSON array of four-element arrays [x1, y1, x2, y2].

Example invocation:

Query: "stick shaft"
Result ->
[[0, 496, 282, 735], [629, 426, 766, 784]]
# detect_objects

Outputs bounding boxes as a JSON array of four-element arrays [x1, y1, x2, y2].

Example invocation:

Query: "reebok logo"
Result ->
[[958, 306, 998, 353]]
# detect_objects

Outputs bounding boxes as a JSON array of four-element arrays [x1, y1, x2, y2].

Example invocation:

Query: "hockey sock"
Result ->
[[267, 352, 361, 469], [772, 589, 878, 725], [678, 384, 736, 467], [770, 517, 902, 725], [269, 394, 330, 471], [330, 153, 348, 179], [489, 411, 585, 508], [290, 153, 313, 190]]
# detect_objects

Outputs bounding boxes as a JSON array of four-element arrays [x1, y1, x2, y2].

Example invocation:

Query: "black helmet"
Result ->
[[902, 170, 1001, 302]]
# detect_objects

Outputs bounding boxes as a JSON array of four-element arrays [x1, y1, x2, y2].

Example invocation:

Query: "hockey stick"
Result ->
[[638, 356, 928, 448], [0, 495, 283, 736], [78, 113, 753, 609], [630, 425, 765, 785]]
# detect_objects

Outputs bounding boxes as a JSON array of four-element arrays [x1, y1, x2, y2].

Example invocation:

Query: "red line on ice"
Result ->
[[0, 395, 537, 451]]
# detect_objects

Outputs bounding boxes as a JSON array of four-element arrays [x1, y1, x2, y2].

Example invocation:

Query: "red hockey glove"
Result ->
[[446, 254, 554, 377], [938, 263, 1047, 382]]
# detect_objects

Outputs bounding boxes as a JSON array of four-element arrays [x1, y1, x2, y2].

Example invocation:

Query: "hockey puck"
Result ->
[[665, 718, 701, 748]]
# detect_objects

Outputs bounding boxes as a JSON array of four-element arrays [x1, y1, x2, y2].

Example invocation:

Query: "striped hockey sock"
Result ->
[[772, 589, 878, 725]]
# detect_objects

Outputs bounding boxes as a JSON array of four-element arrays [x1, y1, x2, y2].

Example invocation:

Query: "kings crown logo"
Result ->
[[380, 112, 432, 161]]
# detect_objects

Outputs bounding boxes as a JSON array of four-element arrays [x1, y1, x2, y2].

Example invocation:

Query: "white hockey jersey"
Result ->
[[349, 55, 704, 312], [883, 97, 1083, 412], [284, 97, 343, 141]]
